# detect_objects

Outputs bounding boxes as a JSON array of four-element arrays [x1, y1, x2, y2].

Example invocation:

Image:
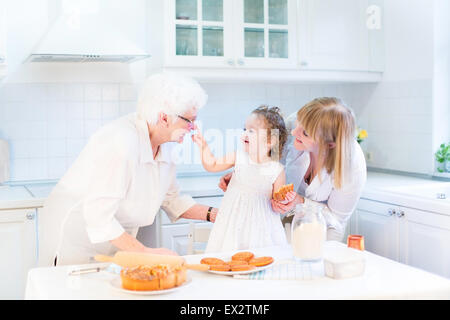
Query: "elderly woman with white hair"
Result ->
[[38, 73, 218, 266]]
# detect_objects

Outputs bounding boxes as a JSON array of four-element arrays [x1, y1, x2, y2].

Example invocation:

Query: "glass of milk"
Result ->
[[291, 202, 327, 262]]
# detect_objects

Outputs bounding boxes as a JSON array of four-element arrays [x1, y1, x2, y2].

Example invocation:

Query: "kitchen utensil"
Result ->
[[0, 139, 10, 184], [68, 266, 104, 276], [94, 251, 210, 272]]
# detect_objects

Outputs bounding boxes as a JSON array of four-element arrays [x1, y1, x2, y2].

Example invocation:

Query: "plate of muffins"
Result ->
[[200, 251, 274, 275]]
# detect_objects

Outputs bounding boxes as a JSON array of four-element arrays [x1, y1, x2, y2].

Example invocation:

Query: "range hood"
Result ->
[[25, 4, 151, 64]]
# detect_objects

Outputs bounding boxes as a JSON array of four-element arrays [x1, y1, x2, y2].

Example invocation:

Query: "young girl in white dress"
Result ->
[[192, 106, 289, 253]]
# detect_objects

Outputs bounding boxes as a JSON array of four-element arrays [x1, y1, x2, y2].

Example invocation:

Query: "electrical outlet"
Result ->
[[366, 151, 373, 162]]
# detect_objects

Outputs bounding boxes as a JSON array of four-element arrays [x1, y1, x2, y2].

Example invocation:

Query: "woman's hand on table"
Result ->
[[271, 191, 304, 214]]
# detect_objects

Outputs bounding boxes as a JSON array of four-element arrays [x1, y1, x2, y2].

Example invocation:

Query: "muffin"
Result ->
[[120, 264, 186, 291]]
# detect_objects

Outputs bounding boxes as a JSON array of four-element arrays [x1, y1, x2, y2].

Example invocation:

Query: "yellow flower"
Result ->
[[358, 129, 368, 140]]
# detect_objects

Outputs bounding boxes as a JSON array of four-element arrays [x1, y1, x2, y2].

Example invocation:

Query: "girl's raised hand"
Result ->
[[191, 128, 206, 148]]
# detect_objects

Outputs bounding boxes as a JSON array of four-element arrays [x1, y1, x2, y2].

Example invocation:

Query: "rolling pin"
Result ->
[[95, 251, 210, 271]]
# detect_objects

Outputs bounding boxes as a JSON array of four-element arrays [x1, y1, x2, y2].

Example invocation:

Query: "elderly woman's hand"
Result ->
[[271, 191, 304, 214]]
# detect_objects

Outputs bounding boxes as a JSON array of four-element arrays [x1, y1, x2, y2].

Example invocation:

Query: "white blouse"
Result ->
[[283, 113, 367, 241], [38, 113, 196, 266]]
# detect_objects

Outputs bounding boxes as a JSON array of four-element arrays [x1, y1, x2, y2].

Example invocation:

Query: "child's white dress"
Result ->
[[205, 149, 288, 253]]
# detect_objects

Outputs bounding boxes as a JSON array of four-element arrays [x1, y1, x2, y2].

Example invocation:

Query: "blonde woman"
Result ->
[[219, 97, 367, 241], [273, 97, 367, 241]]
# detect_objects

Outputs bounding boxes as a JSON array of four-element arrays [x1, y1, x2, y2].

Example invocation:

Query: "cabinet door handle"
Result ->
[[26, 212, 35, 220], [226, 59, 235, 66], [388, 209, 396, 216], [396, 210, 405, 218], [237, 59, 245, 66]]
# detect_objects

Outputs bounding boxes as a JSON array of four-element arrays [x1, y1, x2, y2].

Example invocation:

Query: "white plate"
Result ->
[[208, 262, 274, 276], [110, 277, 192, 295]]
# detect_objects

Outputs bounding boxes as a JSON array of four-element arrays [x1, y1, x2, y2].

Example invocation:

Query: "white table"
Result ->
[[25, 241, 450, 300]]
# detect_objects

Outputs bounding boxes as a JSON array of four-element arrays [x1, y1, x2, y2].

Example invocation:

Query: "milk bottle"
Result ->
[[291, 202, 327, 262]]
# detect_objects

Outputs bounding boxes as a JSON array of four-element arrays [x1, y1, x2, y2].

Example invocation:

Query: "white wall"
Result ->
[[3, 0, 148, 84], [0, 82, 138, 180], [355, 0, 437, 175], [4, 0, 48, 73], [432, 0, 450, 156]]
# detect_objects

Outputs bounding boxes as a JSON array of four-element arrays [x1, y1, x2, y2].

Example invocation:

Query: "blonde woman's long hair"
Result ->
[[297, 97, 356, 189]]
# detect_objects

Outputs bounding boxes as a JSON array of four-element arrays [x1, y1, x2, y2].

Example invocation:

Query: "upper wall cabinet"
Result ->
[[298, 0, 384, 72], [164, 0, 297, 69], [148, 0, 384, 82]]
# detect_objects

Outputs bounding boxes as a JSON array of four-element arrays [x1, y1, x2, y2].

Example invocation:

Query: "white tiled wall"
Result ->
[[0, 83, 138, 181], [0, 79, 436, 181], [355, 80, 434, 175]]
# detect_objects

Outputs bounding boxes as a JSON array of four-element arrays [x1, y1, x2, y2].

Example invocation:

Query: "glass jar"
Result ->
[[291, 202, 327, 262]]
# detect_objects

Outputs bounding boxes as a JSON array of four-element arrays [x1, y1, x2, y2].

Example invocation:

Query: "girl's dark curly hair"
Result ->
[[251, 105, 288, 161]]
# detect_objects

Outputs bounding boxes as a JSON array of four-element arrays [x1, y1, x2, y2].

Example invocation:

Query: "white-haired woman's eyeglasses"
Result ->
[[177, 115, 195, 131]]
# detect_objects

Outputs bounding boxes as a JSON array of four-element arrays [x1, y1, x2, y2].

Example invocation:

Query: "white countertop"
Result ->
[[24, 241, 450, 300], [361, 172, 450, 215], [1, 171, 448, 214], [0, 185, 40, 210]]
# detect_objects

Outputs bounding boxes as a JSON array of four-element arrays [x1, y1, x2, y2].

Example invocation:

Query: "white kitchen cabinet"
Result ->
[[399, 207, 450, 279], [353, 198, 450, 279], [0, 208, 38, 299], [233, 0, 298, 69], [150, 0, 384, 81], [354, 199, 399, 261], [158, 195, 222, 255], [298, 0, 384, 72], [164, 0, 297, 69], [164, 0, 234, 68]]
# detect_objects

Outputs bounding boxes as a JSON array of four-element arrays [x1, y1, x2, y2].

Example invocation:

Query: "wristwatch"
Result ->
[[206, 207, 213, 222]]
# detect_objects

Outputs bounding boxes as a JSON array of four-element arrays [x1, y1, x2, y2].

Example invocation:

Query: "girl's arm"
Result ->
[[272, 168, 286, 199], [271, 168, 305, 214], [192, 131, 236, 172]]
